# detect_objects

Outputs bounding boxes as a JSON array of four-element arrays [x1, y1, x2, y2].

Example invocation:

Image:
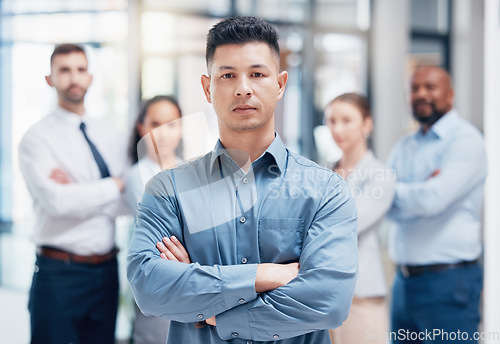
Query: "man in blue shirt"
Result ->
[[388, 66, 486, 343], [127, 17, 358, 343]]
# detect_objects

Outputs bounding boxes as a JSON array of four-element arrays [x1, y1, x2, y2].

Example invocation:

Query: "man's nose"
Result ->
[[234, 77, 253, 97], [69, 71, 79, 83], [413, 86, 428, 99]]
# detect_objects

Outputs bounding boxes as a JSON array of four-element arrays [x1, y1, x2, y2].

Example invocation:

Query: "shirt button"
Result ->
[[239, 298, 245, 304], [241, 257, 248, 264], [197, 314, 203, 319], [239, 216, 246, 223], [232, 332, 239, 337], [242, 177, 249, 184], [273, 334, 279, 339]]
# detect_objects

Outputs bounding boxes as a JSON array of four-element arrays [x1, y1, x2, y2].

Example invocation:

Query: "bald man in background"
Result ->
[[387, 66, 486, 343]]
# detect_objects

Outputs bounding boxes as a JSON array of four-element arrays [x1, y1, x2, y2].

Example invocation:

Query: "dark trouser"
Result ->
[[391, 263, 482, 344], [28, 255, 119, 344]]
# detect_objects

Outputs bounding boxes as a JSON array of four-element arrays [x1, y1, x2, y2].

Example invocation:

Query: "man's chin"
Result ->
[[64, 96, 85, 104], [412, 111, 445, 125], [413, 114, 432, 124]]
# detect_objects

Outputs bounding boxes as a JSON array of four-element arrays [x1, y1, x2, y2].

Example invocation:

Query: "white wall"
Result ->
[[371, 0, 410, 162], [451, 0, 485, 130]]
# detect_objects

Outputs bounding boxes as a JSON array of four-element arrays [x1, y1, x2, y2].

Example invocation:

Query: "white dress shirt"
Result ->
[[19, 107, 129, 255]]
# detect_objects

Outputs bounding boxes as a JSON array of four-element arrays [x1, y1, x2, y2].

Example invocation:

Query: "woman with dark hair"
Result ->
[[125, 95, 182, 344], [324, 93, 395, 344], [125, 95, 183, 213]]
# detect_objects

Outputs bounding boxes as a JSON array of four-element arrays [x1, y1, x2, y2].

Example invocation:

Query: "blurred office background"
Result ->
[[0, 0, 499, 343]]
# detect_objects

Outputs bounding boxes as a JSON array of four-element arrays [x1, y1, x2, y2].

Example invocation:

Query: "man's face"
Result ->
[[410, 67, 453, 123], [46, 52, 92, 105], [201, 42, 287, 136]]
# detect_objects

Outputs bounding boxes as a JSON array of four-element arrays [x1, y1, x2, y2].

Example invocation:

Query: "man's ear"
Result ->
[[201, 74, 212, 104], [45, 75, 54, 87], [277, 70, 288, 101]]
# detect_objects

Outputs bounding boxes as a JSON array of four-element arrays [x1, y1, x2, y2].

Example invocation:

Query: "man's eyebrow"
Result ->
[[250, 64, 269, 69], [217, 64, 270, 71]]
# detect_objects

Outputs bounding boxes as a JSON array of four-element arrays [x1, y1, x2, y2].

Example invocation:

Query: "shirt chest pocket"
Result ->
[[258, 218, 304, 263]]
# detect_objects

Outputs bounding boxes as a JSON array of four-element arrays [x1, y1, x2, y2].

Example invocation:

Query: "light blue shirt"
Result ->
[[387, 109, 487, 265], [127, 134, 358, 343]]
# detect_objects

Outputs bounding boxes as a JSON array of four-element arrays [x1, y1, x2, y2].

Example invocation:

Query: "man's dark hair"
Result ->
[[205, 16, 280, 68], [50, 43, 86, 65]]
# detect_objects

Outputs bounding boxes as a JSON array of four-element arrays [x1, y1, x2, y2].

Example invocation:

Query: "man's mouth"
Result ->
[[68, 86, 81, 93], [413, 101, 433, 113], [233, 105, 257, 114]]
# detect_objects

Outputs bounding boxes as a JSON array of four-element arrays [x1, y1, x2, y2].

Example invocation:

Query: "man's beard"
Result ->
[[60, 85, 87, 104], [412, 102, 446, 126]]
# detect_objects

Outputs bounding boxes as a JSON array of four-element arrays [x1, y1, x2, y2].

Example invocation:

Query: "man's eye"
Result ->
[[222, 74, 233, 79], [253, 72, 264, 77]]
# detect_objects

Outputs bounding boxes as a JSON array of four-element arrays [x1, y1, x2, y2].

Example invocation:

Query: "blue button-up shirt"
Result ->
[[128, 134, 358, 343], [387, 110, 487, 265]]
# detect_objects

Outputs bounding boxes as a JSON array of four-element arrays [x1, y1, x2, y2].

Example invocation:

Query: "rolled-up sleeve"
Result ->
[[215, 176, 358, 341], [127, 172, 259, 323]]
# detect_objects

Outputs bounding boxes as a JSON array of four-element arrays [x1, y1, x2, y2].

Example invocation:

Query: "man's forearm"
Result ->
[[255, 262, 299, 293], [158, 235, 299, 294]]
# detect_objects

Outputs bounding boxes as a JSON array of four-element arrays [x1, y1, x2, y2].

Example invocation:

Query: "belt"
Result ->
[[38, 246, 119, 265], [398, 259, 479, 278]]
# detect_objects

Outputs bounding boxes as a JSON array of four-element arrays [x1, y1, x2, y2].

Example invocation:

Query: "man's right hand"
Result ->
[[255, 262, 300, 293], [112, 177, 125, 192], [49, 168, 72, 184]]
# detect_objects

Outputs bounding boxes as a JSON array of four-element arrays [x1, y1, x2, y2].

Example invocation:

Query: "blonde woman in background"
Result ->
[[325, 93, 395, 344], [125, 95, 183, 344]]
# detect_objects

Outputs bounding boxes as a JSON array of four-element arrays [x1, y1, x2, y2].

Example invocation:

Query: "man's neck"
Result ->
[[59, 100, 85, 116], [219, 129, 275, 173]]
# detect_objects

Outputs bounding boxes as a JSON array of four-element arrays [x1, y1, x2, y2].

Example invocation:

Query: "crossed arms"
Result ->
[[19, 133, 125, 218], [156, 235, 300, 326], [388, 135, 487, 221], [127, 174, 358, 341]]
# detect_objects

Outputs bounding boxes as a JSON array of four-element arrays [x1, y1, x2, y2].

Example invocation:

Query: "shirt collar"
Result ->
[[209, 132, 287, 174], [53, 106, 89, 127], [418, 108, 458, 140]]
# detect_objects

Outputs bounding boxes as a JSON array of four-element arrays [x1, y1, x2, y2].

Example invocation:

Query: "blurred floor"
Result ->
[[0, 287, 30, 344], [0, 218, 134, 343]]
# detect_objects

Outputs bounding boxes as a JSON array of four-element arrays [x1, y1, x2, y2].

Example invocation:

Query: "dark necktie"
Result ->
[[79, 122, 111, 178]]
